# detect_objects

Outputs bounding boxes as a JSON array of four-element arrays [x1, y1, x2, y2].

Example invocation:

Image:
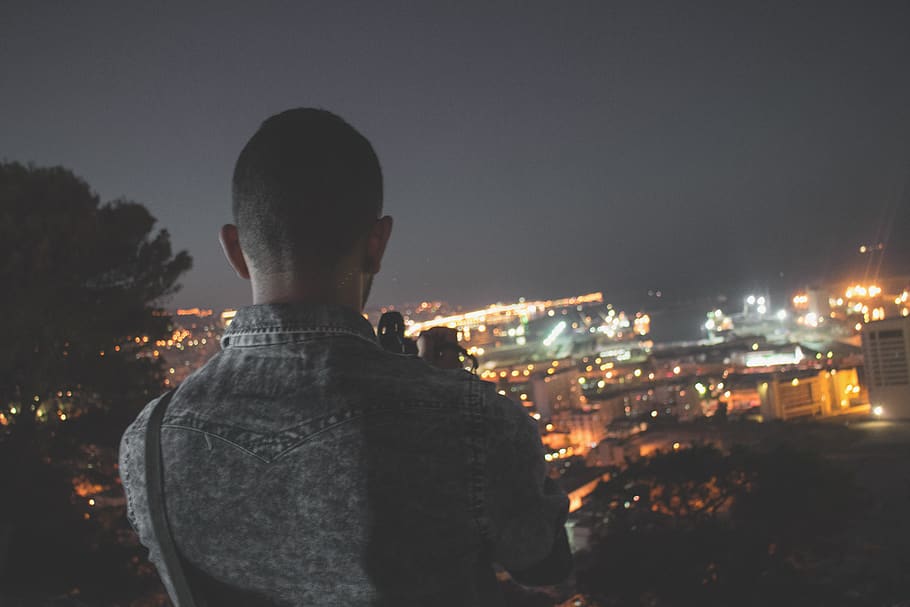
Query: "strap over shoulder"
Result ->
[[145, 390, 199, 607]]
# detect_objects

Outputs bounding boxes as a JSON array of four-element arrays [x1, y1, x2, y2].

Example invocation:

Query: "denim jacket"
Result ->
[[119, 303, 571, 606]]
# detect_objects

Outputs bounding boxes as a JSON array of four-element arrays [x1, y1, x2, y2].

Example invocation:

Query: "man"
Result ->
[[119, 108, 572, 606]]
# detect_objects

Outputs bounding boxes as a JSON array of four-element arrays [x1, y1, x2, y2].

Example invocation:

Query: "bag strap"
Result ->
[[145, 390, 198, 607]]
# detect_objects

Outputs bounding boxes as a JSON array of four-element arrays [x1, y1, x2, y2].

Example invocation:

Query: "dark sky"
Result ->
[[3, 1, 909, 310]]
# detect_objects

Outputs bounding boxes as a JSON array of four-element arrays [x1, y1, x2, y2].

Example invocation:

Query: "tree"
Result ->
[[574, 444, 863, 606], [0, 161, 190, 603], [0, 161, 191, 435]]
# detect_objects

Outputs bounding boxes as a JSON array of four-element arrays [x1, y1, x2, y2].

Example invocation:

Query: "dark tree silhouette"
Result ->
[[0, 161, 191, 435], [574, 445, 864, 607], [0, 162, 190, 604]]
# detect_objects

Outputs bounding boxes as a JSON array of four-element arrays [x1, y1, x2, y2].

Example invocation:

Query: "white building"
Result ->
[[862, 317, 910, 418]]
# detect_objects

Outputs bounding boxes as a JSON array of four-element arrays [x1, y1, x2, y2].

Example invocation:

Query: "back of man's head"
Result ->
[[232, 108, 383, 274]]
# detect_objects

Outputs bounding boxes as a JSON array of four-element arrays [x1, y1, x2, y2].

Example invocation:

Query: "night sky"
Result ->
[[3, 2, 909, 311]]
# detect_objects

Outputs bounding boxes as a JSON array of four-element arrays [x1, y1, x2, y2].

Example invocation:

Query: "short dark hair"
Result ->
[[232, 108, 383, 273]]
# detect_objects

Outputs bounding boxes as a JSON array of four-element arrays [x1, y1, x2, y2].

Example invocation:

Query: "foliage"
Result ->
[[0, 161, 191, 433], [0, 434, 95, 596], [574, 444, 865, 607], [0, 434, 162, 604], [0, 162, 189, 604]]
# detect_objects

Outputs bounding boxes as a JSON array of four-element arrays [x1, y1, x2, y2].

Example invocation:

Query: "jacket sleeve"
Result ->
[[482, 388, 573, 585], [117, 395, 183, 602], [119, 411, 146, 536]]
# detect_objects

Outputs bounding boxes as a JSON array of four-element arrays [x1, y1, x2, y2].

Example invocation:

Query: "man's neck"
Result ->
[[250, 270, 364, 314]]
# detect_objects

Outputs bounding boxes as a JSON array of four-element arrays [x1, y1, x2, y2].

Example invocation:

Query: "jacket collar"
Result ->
[[220, 302, 377, 348]]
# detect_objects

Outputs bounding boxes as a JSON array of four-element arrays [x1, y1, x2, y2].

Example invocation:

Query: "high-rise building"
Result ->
[[862, 317, 910, 418]]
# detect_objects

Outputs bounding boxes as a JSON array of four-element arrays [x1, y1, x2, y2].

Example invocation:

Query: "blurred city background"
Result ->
[[3, 2, 910, 606]]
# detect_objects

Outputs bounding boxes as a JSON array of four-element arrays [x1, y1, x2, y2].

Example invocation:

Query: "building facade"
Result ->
[[862, 317, 910, 418]]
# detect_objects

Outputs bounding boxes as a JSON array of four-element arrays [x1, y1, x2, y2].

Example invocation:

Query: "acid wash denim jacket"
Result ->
[[119, 303, 572, 606]]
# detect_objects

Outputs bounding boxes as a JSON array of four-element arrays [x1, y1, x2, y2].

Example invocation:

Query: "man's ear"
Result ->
[[363, 215, 393, 274], [219, 224, 251, 280]]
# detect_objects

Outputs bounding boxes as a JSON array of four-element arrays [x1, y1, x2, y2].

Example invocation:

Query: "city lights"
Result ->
[[542, 321, 567, 347], [5, 14, 910, 605]]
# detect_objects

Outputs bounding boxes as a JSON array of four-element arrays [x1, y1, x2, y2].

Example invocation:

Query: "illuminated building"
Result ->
[[560, 467, 611, 514], [742, 293, 771, 318], [862, 317, 910, 418], [735, 345, 805, 368], [531, 368, 585, 419], [793, 280, 909, 328], [177, 307, 213, 317], [756, 368, 865, 421], [703, 308, 734, 334], [404, 292, 605, 337], [633, 313, 651, 336]]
